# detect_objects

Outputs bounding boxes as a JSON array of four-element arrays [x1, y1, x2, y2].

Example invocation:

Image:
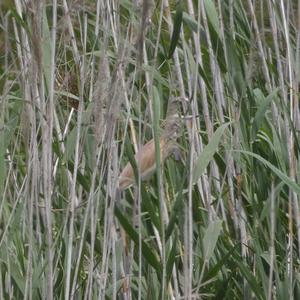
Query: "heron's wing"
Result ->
[[119, 139, 157, 190]]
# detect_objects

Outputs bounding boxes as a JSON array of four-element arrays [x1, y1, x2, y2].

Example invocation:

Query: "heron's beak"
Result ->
[[181, 114, 199, 120]]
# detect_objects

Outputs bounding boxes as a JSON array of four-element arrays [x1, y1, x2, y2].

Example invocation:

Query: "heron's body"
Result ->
[[119, 137, 177, 191], [118, 98, 182, 191]]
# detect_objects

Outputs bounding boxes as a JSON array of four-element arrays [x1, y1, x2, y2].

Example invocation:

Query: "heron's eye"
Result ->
[[169, 123, 180, 135]]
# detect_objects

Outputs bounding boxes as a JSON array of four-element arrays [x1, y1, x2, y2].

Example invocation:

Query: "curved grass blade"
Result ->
[[114, 206, 161, 275], [204, 243, 240, 281], [168, 1, 183, 59], [238, 150, 300, 195], [182, 12, 197, 32], [165, 177, 185, 241], [166, 235, 177, 284], [193, 123, 230, 183], [203, 219, 223, 261], [232, 256, 264, 300], [251, 88, 279, 141], [204, 0, 220, 37]]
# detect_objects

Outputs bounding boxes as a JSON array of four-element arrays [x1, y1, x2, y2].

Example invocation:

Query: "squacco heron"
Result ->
[[118, 98, 182, 191]]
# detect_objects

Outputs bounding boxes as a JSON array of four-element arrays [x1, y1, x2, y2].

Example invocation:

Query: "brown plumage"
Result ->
[[118, 98, 182, 191]]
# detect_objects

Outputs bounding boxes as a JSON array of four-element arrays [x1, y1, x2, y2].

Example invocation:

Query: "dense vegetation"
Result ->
[[1, 0, 300, 299]]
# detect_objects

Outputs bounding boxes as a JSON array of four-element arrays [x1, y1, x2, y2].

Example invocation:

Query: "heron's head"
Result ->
[[163, 97, 185, 139]]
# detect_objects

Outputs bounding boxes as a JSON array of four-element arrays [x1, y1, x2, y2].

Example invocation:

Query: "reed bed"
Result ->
[[1, 0, 300, 299]]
